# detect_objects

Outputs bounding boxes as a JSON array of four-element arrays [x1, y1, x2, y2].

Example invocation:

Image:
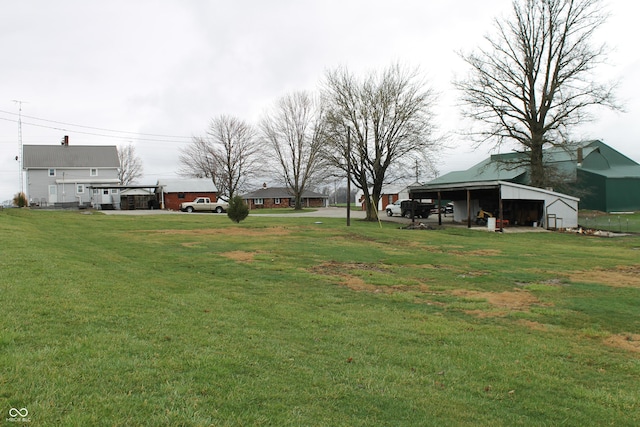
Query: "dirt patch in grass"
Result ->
[[340, 277, 432, 294], [309, 261, 431, 294], [220, 251, 260, 262], [603, 334, 640, 353], [567, 265, 640, 288], [341, 275, 381, 293], [450, 289, 541, 315], [150, 227, 292, 237]]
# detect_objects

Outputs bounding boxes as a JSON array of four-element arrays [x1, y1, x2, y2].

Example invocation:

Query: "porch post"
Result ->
[[467, 189, 471, 228], [437, 191, 442, 226]]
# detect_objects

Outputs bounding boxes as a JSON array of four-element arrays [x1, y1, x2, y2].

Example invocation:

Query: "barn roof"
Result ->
[[430, 140, 640, 186]]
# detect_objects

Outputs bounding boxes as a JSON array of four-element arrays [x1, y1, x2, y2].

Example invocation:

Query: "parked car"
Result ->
[[400, 200, 434, 218], [384, 199, 410, 217], [179, 197, 228, 213], [385, 199, 434, 218]]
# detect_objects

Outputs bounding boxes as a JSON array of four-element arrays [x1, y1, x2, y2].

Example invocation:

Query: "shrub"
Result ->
[[13, 192, 27, 207], [227, 195, 249, 223]]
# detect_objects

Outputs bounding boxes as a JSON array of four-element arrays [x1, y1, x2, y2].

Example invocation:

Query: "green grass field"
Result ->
[[1, 209, 639, 426]]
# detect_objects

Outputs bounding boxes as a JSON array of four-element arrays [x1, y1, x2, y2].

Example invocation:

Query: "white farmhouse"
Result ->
[[23, 139, 120, 208]]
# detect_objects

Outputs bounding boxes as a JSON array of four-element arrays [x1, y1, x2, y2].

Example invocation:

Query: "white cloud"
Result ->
[[1, 0, 637, 201]]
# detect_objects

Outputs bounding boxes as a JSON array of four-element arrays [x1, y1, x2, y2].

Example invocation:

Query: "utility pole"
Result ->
[[346, 126, 351, 227], [12, 100, 25, 195]]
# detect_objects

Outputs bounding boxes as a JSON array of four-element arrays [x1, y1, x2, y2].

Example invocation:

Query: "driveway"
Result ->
[[100, 206, 454, 225]]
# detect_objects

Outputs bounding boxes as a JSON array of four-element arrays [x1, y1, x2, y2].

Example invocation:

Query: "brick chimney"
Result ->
[[61, 135, 69, 146]]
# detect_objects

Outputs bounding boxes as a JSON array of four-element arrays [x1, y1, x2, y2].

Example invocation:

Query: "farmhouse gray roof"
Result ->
[[23, 145, 119, 168], [241, 187, 328, 199]]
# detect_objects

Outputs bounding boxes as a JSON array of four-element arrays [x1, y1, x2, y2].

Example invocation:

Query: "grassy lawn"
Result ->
[[1, 209, 639, 426]]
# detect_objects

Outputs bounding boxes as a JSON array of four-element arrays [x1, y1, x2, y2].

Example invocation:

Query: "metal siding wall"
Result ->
[[546, 199, 579, 228], [607, 178, 640, 212], [576, 170, 606, 211]]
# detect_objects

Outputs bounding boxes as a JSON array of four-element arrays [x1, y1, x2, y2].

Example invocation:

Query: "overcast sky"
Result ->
[[1, 0, 637, 202]]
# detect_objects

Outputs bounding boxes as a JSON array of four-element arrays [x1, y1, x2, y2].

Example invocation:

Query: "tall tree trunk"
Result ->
[[529, 135, 545, 188]]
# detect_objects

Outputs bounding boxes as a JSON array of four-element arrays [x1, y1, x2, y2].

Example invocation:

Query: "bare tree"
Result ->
[[322, 63, 439, 220], [117, 143, 143, 185], [260, 91, 328, 210], [456, 0, 620, 188], [179, 115, 260, 200]]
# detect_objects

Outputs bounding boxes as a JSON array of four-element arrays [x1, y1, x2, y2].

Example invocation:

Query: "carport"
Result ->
[[88, 184, 160, 210], [409, 180, 579, 230]]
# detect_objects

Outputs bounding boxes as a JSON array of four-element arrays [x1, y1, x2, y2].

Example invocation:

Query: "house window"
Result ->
[[111, 189, 118, 195], [48, 168, 56, 177], [90, 168, 98, 176], [103, 190, 109, 195], [178, 193, 185, 199], [76, 184, 85, 194], [274, 198, 281, 204], [255, 198, 264, 205]]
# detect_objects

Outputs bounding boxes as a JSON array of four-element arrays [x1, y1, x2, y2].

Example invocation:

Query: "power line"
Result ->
[[0, 116, 193, 144], [0, 109, 193, 140]]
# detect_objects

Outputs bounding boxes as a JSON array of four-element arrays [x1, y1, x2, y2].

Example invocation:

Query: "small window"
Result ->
[[274, 198, 281, 204], [178, 193, 186, 199], [90, 168, 98, 176], [255, 198, 264, 205], [103, 190, 109, 195], [76, 184, 85, 194], [111, 189, 118, 194], [48, 168, 56, 177]]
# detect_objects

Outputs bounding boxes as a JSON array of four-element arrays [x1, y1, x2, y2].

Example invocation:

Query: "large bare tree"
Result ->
[[179, 115, 260, 199], [322, 63, 438, 220], [456, 0, 619, 188], [260, 91, 327, 210], [117, 143, 143, 185]]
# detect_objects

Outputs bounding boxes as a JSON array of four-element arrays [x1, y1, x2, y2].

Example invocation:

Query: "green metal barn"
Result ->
[[430, 140, 640, 212]]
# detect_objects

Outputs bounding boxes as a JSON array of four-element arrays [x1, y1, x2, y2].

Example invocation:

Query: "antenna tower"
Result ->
[[13, 100, 24, 194]]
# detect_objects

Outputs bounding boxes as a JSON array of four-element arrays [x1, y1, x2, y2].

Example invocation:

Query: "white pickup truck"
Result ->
[[179, 197, 228, 213]]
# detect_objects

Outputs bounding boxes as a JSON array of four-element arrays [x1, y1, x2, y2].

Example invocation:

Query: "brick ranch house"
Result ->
[[241, 185, 328, 209], [156, 178, 220, 211]]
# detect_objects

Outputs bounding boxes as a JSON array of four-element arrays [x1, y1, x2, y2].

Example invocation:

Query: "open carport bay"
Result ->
[[409, 180, 579, 230]]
